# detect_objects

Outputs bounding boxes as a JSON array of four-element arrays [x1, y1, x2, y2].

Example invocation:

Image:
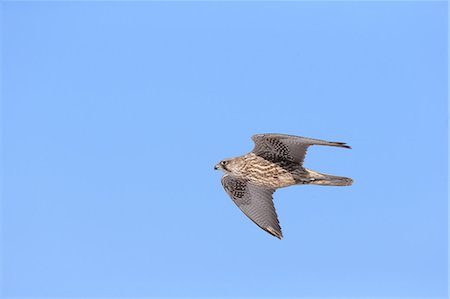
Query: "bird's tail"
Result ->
[[304, 169, 353, 186]]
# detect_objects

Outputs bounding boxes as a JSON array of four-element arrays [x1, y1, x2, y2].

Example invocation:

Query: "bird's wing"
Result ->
[[221, 174, 282, 239], [252, 133, 351, 165]]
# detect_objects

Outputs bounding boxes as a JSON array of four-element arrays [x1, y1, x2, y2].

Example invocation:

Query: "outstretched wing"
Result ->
[[252, 133, 351, 166], [221, 174, 282, 239]]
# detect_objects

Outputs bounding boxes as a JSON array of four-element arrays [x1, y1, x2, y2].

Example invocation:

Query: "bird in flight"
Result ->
[[214, 133, 353, 239]]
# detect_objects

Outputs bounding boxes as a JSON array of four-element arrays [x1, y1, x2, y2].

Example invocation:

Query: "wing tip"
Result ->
[[333, 142, 352, 149], [267, 226, 283, 240]]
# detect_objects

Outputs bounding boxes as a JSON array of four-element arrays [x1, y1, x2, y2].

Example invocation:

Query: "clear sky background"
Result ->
[[1, 1, 448, 298]]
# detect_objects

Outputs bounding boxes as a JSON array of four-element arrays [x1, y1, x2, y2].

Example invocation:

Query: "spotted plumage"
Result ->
[[215, 133, 353, 239]]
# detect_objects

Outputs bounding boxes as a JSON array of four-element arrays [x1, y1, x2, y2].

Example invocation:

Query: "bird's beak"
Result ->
[[214, 164, 219, 170]]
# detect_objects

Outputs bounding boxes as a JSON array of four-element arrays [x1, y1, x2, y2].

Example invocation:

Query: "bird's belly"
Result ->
[[239, 154, 296, 188], [246, 172, 295, 188]]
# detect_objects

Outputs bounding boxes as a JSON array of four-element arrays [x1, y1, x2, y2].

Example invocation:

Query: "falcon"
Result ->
[[214, 133, 353, 239]]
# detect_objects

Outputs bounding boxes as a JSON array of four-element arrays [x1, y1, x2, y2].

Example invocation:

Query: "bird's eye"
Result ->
[[221, 161, 227, 165]]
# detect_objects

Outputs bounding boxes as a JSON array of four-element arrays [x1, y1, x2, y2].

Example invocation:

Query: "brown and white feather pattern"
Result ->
[[231, 153, 296, 189]]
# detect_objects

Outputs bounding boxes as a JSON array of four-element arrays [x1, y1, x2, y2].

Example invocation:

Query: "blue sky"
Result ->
[[1, 1, 448, 298]]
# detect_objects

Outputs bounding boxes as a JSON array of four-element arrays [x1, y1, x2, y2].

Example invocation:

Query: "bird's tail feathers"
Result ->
[[304, 169, 353, 186]]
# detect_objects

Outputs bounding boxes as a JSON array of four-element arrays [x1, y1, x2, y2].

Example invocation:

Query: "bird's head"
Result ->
[[214, 159, 230, 172], [215, 157, 244, 173]]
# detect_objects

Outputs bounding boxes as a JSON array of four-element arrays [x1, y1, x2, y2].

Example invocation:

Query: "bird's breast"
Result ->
[[236, 153, 296, 188]]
